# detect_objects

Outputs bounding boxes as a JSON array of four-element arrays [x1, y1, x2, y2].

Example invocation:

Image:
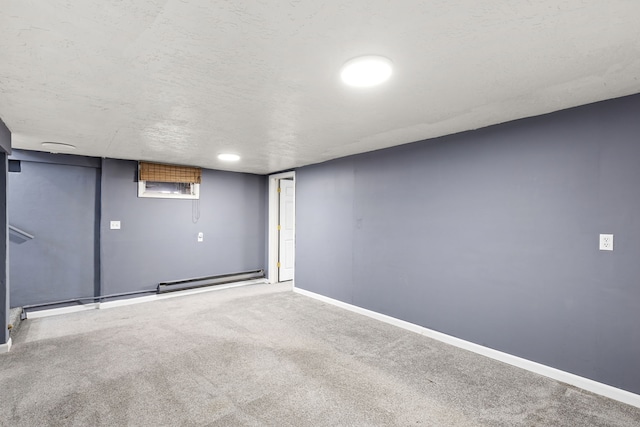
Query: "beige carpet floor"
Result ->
[[1, 282, 639, 426]]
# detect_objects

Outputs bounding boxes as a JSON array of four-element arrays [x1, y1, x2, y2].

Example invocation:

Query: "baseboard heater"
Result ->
[[157, 269, 265, 294], [21, 269, 265, 319], [21, 289, 157, 319]]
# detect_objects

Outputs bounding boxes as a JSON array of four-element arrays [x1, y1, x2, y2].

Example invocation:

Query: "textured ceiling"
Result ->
[[1, 1, 639, 175]]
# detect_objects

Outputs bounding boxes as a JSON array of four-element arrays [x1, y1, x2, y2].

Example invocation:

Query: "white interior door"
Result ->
[[278, 179, 295, 282]]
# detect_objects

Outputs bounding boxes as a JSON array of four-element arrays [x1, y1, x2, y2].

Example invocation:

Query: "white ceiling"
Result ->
[[1, 1, 639, 175]]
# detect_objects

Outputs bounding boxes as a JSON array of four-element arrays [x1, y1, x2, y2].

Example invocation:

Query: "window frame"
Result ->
[[137, 180, 200, 199]]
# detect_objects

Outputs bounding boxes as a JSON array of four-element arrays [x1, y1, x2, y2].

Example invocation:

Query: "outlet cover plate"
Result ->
[[110, 221, 121, 230], [599, 234, 613, 251]]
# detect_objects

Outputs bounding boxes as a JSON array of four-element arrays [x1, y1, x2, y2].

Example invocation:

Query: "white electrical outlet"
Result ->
[[599, 234, 613, 251], [197, 232, 204, 242], [110, 221, 121, 230]]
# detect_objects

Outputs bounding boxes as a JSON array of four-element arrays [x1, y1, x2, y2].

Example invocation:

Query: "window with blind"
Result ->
[[138, 162, 201, 199]]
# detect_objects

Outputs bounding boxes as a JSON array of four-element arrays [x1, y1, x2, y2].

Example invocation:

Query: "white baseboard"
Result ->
[[99, 279, 268, 310], [27, 303, 99, 319], [293, 287, 640, 409], [25, 279, 269, 319], [0, 337, 11, 353]]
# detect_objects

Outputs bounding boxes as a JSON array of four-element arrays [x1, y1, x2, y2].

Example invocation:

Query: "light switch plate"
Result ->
[[197, 232, 204, 242], [110, 221, 121, 230], [599, 234, 613, 251]]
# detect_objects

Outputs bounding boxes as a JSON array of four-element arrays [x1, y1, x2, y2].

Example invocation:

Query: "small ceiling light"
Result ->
[[218, 153, 240, 162], [41, 142, 76, 152], [340, 55, 393, 87]]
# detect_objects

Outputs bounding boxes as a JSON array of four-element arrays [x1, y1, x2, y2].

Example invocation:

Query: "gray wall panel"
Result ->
[[0, 118, 10, 154], [10, 150, 101, 168], [100, 159, 266, 295], [1, 121, 9, 344], [295, 158, 355, 303], [9, 161, 98, 306], [295, 94, 640, 394], [0, 153, 8, 344]]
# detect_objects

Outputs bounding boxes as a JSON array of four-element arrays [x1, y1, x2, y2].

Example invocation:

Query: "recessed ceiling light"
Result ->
[[41, 142, 76, 152], [340, 55, 393, 87], [218, 153, 240, 162]]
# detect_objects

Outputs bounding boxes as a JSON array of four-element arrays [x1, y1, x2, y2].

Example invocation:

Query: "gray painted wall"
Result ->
[[295, 93, 640, 394], [1, 121, 11, 345], [7, 156, 266, 305], [0, 153, 8, 345], [101, 159, 266, 295], [10, 150, 101, 168], [8, 160, 99, 307], [0, 118, 11, 154]]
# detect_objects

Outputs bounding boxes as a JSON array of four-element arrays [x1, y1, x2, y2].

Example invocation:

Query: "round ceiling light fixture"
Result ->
[[41, 142, 76, 152], [340, 55, 393, 87], [218, 153, 240, 162]]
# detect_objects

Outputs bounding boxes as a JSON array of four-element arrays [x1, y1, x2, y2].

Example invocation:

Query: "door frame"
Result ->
[[267, 171, 295, 284]]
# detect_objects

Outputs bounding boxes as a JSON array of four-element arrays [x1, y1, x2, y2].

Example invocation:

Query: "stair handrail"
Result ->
[[9, 224, 35, 240]]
